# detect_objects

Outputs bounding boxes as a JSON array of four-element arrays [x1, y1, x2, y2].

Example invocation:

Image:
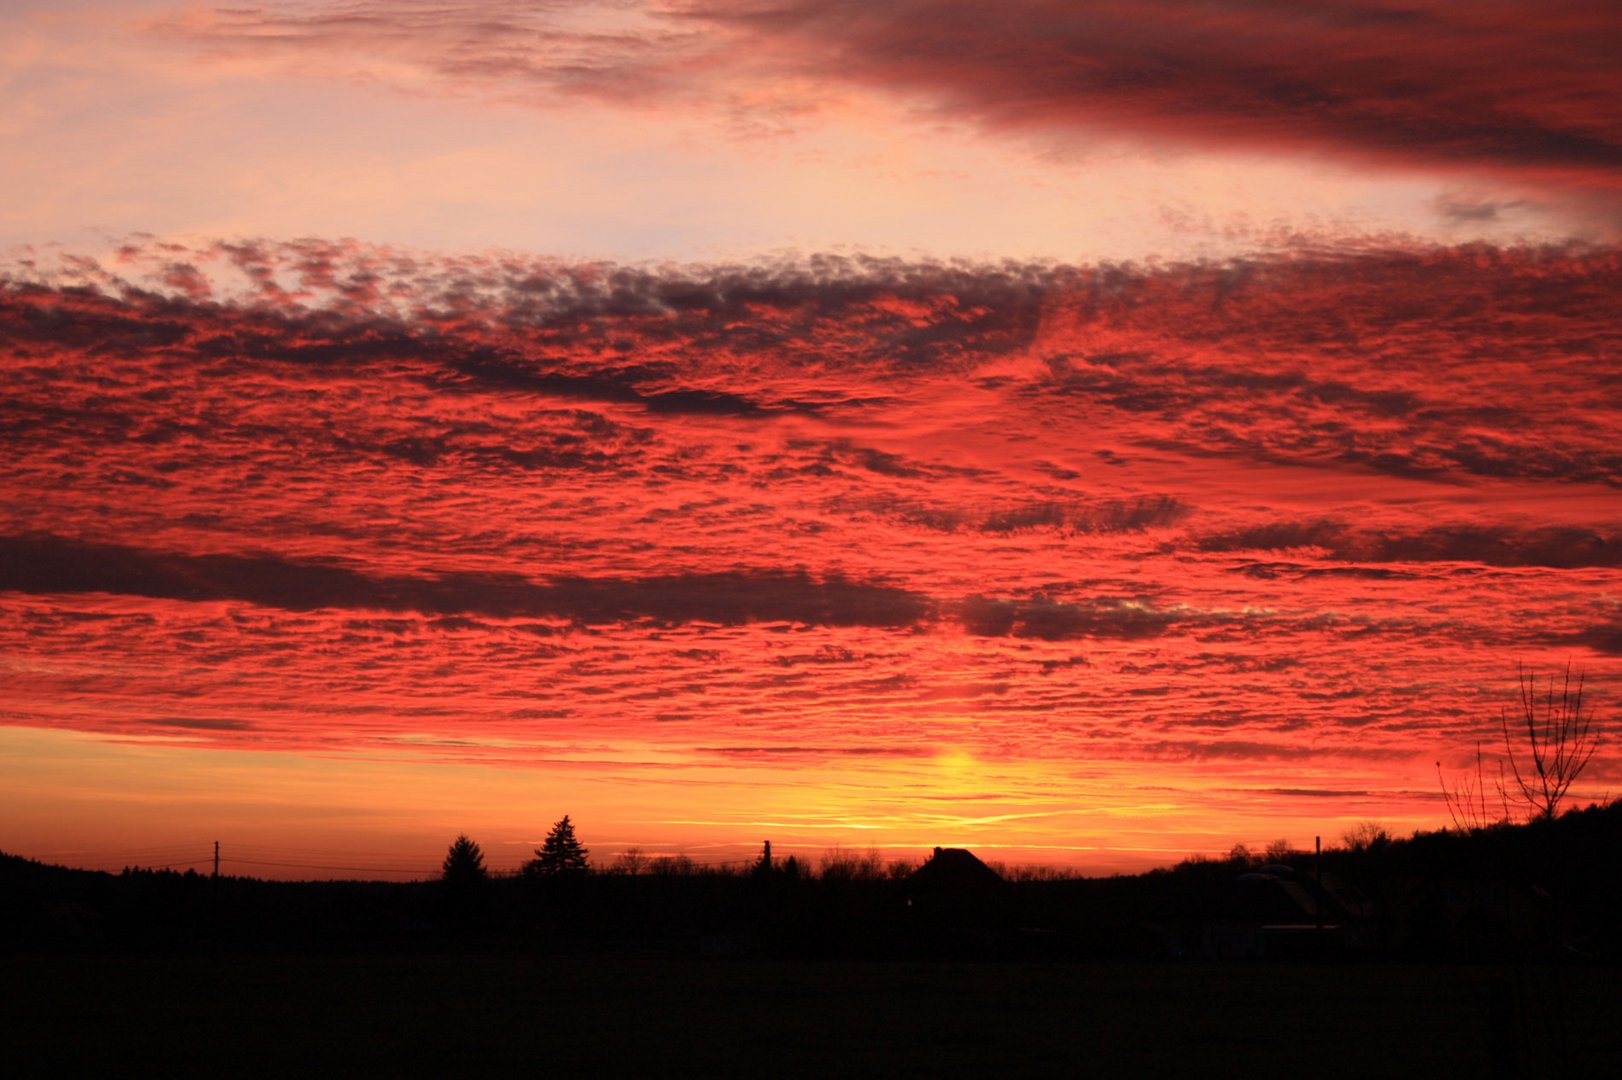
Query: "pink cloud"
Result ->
[[149, 1, 1622, 205]]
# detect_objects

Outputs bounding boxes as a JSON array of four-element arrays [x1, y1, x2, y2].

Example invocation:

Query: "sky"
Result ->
[[2, 0, 1619, 878]]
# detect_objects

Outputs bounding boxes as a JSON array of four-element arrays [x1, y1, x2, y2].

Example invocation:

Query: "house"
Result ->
[[900, 847, 1007, 943], [1199, 865, 1368, 960], [905, 847, 1005, 896]]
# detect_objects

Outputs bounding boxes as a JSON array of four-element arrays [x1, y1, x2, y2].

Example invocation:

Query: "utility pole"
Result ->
[[213, 840, 220, 879], [1315, 835, 1324, 958]]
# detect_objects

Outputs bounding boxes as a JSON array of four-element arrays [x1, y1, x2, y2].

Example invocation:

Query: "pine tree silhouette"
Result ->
[[526, 815, 590, 877], [439, 834, 489, 927], [442, 834, 488, 885]]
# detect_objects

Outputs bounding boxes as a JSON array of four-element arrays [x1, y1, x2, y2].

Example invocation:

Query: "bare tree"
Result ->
[[1501, 662, 1601, 820], [610, 847, 648, 876], [1227, 843, 1258, 867], [817, 846, 886, 881], [1434, 672, 1610, 1075], [649, 854, 693, 876], [1338, 821, 1392, 852], [1437, 742, 1513, 833]]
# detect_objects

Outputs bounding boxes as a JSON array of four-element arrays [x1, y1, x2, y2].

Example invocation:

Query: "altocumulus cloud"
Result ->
[[1, 238, 1618, 778]]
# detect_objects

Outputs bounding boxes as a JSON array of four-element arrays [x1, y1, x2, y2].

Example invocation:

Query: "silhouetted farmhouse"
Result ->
[[1205, 864, 1326, 960], [902, 848, 1007, 947], [1197, 863, 1376, 960], [907, 847, 1004, 893]]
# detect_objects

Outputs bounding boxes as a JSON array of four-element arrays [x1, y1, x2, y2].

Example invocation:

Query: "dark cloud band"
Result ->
[[0, 534, 930, 629]]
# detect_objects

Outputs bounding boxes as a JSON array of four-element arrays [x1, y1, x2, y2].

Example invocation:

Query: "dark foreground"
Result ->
[[7, 952, 1620, 1078]]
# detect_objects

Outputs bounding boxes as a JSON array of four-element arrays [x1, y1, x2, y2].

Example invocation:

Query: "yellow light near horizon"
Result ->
[[0, 724, 1455, 879]]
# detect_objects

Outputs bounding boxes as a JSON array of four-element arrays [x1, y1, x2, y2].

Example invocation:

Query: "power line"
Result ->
[[122, 860, 215, 871], [224, 856, 436, 875], [25, 847, 209, 860]]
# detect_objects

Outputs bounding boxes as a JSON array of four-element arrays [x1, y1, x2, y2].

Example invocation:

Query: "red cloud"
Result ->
[[2, 239, 1617, 828]]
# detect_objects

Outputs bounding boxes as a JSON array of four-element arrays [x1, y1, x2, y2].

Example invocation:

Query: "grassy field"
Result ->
[[6, 952, 1620, 1077]]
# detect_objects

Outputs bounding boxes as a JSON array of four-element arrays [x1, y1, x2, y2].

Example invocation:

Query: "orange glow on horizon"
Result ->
[[0, 723, 1500, 880]]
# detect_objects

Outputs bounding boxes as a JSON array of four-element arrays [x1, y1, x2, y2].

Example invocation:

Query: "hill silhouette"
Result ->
[[6, 801, 1622, 962]]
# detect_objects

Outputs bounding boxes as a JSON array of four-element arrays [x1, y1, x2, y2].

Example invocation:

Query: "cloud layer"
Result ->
[[3, 237, 1619, 866], [152, 1, 1622, 206]]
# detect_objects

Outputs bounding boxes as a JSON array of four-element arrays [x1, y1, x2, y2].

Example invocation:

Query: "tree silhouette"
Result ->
[[442, 834, 488, 885], [610, 847, 648, 876], [1438, 663, 1603, 829], [526, 815, 590, 877], [439, 834, 489, 927], [1339, 821, 1391, 852], [1502, 661, 1602, 820], [1437, 742, 1513, 833]]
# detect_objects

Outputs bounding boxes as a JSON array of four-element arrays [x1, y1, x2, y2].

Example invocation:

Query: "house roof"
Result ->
[[906, 847, 1005, 892]]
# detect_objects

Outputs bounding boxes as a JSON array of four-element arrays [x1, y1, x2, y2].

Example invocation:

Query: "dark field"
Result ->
[[8, 953, 1619, 1077]]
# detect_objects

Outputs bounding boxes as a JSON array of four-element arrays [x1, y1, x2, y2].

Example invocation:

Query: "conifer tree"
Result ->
[[439, 834, 489, 926], [441, 834, 488, 885], [527, 815, 590, 877]]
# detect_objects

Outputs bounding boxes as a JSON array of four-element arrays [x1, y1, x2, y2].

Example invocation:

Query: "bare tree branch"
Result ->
[[1500, 661, 1601, 820], [1438, 741, 1513, 833]]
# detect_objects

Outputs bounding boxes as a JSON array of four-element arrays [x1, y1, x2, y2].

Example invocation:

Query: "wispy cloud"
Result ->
[[148, 1, 1622, 208]]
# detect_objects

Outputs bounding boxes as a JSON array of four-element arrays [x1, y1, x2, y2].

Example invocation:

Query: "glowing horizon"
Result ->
[[3, 2, 1619, 879]]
